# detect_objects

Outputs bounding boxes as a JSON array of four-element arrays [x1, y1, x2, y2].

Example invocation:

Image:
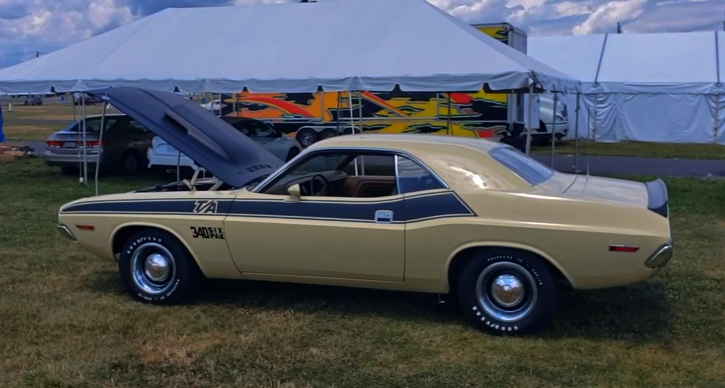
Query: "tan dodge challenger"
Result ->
[[57, 88, 673, 335]]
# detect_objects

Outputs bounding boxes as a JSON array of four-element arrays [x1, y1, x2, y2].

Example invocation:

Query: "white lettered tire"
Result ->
[[458, 249, 560, 335], [118, 229, 200, 305]]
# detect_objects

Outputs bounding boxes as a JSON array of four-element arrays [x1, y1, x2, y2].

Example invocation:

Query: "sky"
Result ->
[[0, 0, 723, 67]]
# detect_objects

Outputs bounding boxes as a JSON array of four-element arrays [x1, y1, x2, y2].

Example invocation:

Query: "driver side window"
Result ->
[[257, 150, 446, 198]]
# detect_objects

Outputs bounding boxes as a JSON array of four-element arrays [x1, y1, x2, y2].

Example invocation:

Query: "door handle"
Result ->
[[375, 210, 393, 223]]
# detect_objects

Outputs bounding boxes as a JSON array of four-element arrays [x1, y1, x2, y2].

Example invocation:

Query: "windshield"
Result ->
[[244, 174, 271, 191], [488, 146, 554, 186]]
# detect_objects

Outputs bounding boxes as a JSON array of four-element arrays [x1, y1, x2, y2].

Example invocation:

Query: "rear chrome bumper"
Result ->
[[645, 243, 673, 269], [57, 224, 76, 241]]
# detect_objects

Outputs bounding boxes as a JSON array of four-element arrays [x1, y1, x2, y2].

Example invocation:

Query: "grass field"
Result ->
[[532, 139, 725, 160], [1, 157, 725, 387], [3, 101, 725, 160]]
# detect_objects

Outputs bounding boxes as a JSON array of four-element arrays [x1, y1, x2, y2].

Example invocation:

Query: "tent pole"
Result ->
[[525, 84, 534, 155], [447, 93, 452, 136], [573, 92, 581, 173], [550, 92, 558, 168], [588, 94, 598, 177], [94, 99, 108, 196], [336, 92, 341, 135], [81, 95, 88, 185], [348, 92, 355, 134], [348, 92, 358, 175], [716, 93, 721, 143], [359, 91, 365, 176], [359, 91, 363, 135]]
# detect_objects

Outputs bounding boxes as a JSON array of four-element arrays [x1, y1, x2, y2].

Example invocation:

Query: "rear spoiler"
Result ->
[[645, 179, 669, 218]]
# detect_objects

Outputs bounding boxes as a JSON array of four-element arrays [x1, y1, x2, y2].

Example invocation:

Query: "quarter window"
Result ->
[[488, 146, 554, 185], [395, 155, 445, 194]]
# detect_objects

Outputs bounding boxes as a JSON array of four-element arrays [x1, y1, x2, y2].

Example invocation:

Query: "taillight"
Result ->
[[78, 141, 109, 148], [609, 245, 639, 253], [46, 140, 63, 148]]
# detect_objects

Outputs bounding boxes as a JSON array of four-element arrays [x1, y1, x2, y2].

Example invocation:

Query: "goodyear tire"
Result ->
[[458, 249, 559, 336], [118, 229, 200, 305]]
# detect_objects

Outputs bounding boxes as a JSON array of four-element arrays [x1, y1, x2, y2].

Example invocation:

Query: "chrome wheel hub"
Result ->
[[131, 242, 176, 295], [144, 253, 170, 282], [490, 274, 524, 307], [475, 262, 538, 323]]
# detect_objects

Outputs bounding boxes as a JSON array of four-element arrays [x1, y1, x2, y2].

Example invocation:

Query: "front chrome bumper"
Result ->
[[57, 224, 77, 241], [645, 243, 673, 269]]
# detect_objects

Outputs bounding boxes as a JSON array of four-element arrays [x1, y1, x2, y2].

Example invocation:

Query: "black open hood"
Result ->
[[87, 87, 282, 187]]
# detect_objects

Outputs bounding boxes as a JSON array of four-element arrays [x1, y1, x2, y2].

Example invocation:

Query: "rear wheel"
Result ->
[[457, 249, 560, 336], [116, 151, 140, 175], [118, 229, 200, 305], [60, 166, 79, 176]]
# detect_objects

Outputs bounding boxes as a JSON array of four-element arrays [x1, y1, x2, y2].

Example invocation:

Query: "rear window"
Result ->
[[489, 146, 554, 186]]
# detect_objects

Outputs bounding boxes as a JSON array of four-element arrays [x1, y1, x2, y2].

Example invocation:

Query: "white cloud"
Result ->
[[572, 0, 649, 35]]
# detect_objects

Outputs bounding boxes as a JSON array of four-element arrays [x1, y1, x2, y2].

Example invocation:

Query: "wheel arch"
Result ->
[[111, 222, 205, 275], [445, 242, 574, 294]]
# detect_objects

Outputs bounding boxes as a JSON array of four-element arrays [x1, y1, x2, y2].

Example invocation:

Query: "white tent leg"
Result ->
[[525, 84, 534, 155], [550, 92, 558, 168], [573, 92, 581, 173], [447, 93, 452, 136], [348, 92, 356, 134], [94, 100, 108, 196], [715, 93, 721, 144], [81, 95, 88, 185]]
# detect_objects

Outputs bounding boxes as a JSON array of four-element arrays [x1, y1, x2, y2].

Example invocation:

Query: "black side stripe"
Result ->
[[61, 199, 234, 215], [60, 192, 476, 223]]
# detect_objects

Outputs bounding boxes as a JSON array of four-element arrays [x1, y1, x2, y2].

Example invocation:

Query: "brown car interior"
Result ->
[[262, 153, 398, 198]]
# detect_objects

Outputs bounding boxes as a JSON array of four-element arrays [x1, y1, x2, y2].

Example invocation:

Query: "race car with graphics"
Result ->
[[56, 87, 673, 336]]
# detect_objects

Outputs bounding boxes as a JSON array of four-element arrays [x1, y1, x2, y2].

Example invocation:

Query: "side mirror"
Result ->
[[286, 184, 301, 202]]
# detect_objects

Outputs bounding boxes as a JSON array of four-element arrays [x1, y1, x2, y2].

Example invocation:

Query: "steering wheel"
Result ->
[[311, 174, 331, 196]]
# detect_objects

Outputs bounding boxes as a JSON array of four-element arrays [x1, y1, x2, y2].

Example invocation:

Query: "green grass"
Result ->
[[532, 139, 725, 159], [2, 159, 725, 387]]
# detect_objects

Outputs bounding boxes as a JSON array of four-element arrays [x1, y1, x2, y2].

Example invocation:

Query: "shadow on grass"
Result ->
[[84, 269, 672, 343]]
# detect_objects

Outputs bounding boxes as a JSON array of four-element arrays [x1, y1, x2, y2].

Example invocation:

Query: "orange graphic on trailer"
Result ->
[[219, 24, 520, 146]]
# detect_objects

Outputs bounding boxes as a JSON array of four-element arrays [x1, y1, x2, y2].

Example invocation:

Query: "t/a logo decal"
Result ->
[[193, 200, 218, 214], [191, 226, 226, 240]]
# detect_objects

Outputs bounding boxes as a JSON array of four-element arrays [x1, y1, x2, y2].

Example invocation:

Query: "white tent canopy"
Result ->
[[529, 31, 725, 144], [0, 0, 579, 95]]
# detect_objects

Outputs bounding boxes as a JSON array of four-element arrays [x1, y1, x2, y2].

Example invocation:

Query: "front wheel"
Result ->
[[457, 249, 560, 335], [118, 229, 200, 305]]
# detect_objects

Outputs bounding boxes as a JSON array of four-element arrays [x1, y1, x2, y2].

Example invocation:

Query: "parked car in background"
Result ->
[[147, 116, 302, 171], [44, 114, 154, 176], [200, 99, 221, 115], [73, 92, 104, 105], [534, 94, 568, 143]]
